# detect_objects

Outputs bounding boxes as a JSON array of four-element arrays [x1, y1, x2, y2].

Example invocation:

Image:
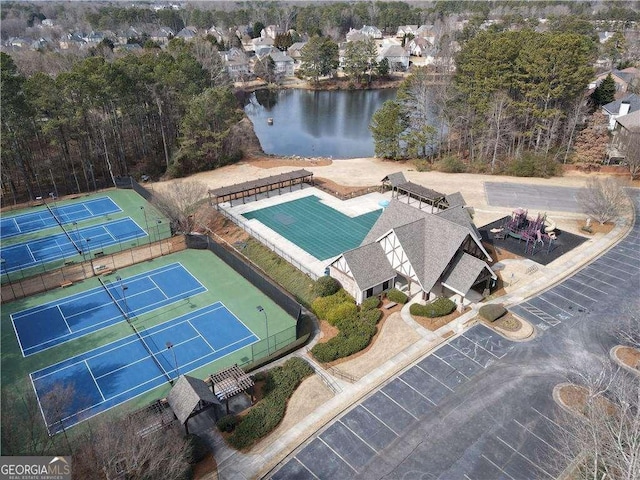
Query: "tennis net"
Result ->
[[130, 322, 173, 384], [97, 277, 173, 384], [97, 277, 129, 321], [43, 200, 82, 254]]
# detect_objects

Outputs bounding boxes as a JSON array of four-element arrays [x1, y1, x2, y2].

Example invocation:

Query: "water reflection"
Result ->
[[244, 88, 398, 158]]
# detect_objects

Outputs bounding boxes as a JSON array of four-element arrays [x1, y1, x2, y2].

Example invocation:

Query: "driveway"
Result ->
[[484, 182, 585, 213], [268, 190, 639, 480]]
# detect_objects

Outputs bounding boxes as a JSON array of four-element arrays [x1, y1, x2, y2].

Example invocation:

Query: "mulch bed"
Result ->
[[480, 216, 588, 266], [617, 346, 640, 370], [411, 308, 467, 331], [492, 313, 521, 332]]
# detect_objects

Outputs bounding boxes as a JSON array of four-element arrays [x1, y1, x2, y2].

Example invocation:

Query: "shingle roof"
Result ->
[[603, 94, 640, 115], [342, 243, 396, 290], [167, 375, 221, 425], [382, 172, 407, 187], [441, 251, 494, 295], [437, 205, 481, 241], [362, 200, 428, 244], [396, 181, 444, 201], [445, 192, 466, 208], [616, 109, 640, 130]]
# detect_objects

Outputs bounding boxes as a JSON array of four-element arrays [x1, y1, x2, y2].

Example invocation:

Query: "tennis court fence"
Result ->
[[216, 208, 320, 281]]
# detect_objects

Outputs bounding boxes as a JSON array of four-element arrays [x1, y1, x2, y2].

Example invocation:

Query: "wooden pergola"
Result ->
[[391, 181, 447, 213], [209, 364, 255, 414], [209, 169, 314, 209]]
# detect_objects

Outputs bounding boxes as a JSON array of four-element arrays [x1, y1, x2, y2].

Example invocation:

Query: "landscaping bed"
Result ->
[[411, 308, 466, 331], [615, 346, 640, 371]]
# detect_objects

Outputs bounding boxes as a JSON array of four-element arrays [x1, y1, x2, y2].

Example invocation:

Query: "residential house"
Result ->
[[59, 32, 85, 49], [222, 48, 250, 79], [266, 48, 294, 77], [263, 25, 284, 40], [599, 31, 615, 43], [407, 37, 433, 57], [252, 36, 274, 55], [396, 25, 419, 37], [287, 42, 307, 62], [346, 25, 382, 42], [207, 26, 225, 44], [415, 25, 436, 44], [380, 45, 410, 71], [329, 185, 495, 306], [589, 68, 640, 97], [176, 27, 197, 41], [41, 19, 54, 27], [607, 109, 640, 163], [151, 26, 175, 44], [602, 94, 640, 130], [6, 37, 30, 49], [346, 29, 368, 43], [30, 37, 51, 50], [84, 31, 104, 44], [361, 25, 383, 39]]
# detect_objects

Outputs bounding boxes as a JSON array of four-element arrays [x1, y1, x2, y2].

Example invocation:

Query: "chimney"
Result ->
[[619, 101, 631, 116]]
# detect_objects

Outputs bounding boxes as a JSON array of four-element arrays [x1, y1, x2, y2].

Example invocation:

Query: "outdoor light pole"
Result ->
[[140, 206, 152, 256], [166, 341, 179, 382], [256, 306, 270, 356], [156, 220, 163, 255], [116, 275, 129, 316]]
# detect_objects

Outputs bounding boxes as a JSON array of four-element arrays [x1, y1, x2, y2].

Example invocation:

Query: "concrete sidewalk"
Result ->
[[211, 210, 633, 480]]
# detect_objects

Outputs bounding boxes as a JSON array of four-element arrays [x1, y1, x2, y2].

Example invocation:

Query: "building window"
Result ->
[[383, 280, 390, 290], [365, 287, 373, 298]]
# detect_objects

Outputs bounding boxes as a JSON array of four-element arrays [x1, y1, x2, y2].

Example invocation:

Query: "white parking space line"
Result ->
[[380, 390, 419, 420], [592, 258, 635, 276], [573, 271, 617, 291], [317, 438, 359, 474], [360, 405, 400, 436], [513, 419, 571, 461], [415, 365, 455, 391], [609, 249, 640, 262], [563, 277, 608, 296], [292, 459, 320, 480], [534, 295, 575, 318], [449, 342, 489, 368], [583, 263, 627, 283], [554, 282, 597, 303], [433, 353, 471, 379], [398, 378, 437, 406], [603, 255, 638, 272], [480, 455, 516, 480], [337, 419, 382, 454], [542, 289, 588, 312], [529, 407, 575, 440], [495, 435, 554, 479]]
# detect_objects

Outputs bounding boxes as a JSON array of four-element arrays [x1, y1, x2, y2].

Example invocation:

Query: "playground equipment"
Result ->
[[499, 209, 556, 255]]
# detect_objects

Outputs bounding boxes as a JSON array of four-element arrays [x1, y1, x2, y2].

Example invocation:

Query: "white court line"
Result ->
[[379, 390, 419, 420], [57, 305, 72, 333], [187, 319, 216, 352], [317, 437, 359, 473], [29, 373, 50, 432], [480, 455, 515, 480], [148, 277, 169, 299], [398, 377, 437, 406], [25, 243, 36, 262], [495, 435, 554, 479], [360, 405, 400, 436], [85, 360, 106, 402]]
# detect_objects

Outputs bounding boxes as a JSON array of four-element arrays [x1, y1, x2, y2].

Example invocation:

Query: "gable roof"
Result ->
[[437, 205, 482, 242], [445, 192, 466, 208], [382, 45, 409, 57], [603, 94, 640, 115], [381, 171, 407, 187], [616, 109, 640, 131], [341, 243, 396, 290], [362, 200, 428, 245], [167, 375, 221, 425], [441, 251, 495, 295]]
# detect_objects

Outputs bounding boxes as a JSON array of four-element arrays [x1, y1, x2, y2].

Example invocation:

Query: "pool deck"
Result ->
[[220, 186, 391, 278]]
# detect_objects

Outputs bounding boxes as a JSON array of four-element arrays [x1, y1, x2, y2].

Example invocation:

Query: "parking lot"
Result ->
[[484, 182, 584, 213], [511, 225, 640, 331], [270, 326, 514, 480]]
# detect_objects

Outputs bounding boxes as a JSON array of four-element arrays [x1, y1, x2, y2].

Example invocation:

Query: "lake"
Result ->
[[243, 88, 398, 158]]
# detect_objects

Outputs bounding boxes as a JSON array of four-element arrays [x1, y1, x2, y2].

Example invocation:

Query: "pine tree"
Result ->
[[591, 73, 616, 106]]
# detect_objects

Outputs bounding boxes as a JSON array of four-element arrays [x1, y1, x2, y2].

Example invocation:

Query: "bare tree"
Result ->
[[555, 365, 640, 480], [621, 129, 640, 181], [577, 177, 629, 224], [191, 38, 231, 87], [72, 412, 192, 480], [152, 180, 207, 233]]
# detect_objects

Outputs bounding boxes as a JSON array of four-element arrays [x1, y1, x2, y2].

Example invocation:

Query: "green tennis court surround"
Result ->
[[242, 195, 382, 260]]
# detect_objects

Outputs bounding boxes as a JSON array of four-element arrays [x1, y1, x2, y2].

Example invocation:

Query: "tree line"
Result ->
[[371, 29, 599, 174], [1, 38, 242, 205]]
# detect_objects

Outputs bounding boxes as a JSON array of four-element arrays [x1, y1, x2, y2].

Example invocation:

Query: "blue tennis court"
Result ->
[[31, 302, 259, 433], [0, 197, 121, 238], [11, 263, 206, 356], [0, 217, 146, 274]]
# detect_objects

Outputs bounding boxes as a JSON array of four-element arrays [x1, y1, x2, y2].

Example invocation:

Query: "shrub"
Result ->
[[311, 289, 353, 319], [410, 297, 457, 318], [313, 276, 341, 297], [187, 434, 210, 463], [216, 415, 237, 433], [361, 308, 382, 324], [479, 303, 507, 322], [505, 154, 561, 179], [387, 288, 408, 304], [435, 155, 467, 173], [361, 296, 381, 311], [326, 302, 358, 326], [227, 358, 313, 449]]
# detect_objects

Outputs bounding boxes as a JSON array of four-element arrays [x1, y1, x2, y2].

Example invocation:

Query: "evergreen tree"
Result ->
[[369, 100, 408, 159], [591, 73, 616, 106], [299, 36, 339, 85]]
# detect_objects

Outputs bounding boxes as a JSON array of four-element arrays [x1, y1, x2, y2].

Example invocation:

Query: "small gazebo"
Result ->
[[166, 375, 222, 434], [209, 364, 255, 414]]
